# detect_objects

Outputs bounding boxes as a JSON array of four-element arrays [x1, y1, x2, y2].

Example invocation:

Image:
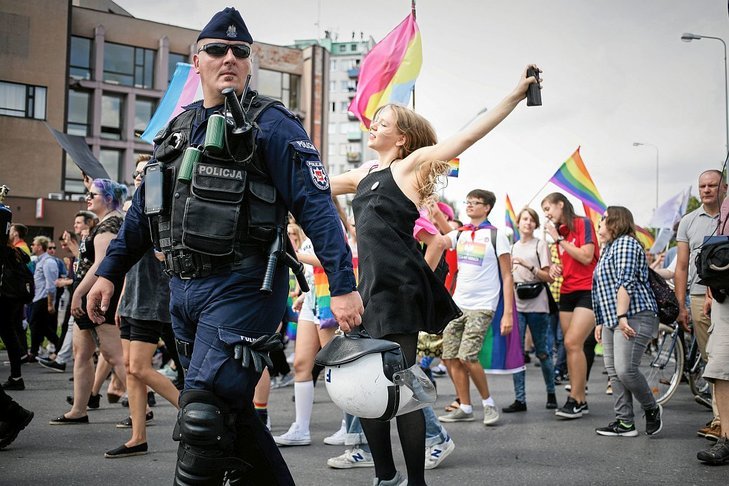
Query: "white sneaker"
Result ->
[[327, 447, 375, 468], [273, 422, 311, 446], [483, 405, 500, 425], [425, 436, 455, 470], [324, 420, 347, 445]]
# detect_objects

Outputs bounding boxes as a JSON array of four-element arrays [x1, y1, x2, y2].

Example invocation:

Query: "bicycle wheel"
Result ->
[[641, 325, 684, 405], [688, 353, 710, 397]]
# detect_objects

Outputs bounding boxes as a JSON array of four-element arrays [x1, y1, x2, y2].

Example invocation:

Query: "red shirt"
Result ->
[[558, 216, 599, 294]]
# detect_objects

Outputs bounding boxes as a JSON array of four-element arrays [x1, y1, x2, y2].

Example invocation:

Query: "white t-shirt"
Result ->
[[448, 227, 511, 311], [299, 238, 317, 311], [511, 237, 550, 313]]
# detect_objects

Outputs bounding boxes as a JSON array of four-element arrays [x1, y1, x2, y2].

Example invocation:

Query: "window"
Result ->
[[328, 144, 336, 156], [101, 93, 124, 140], [330, 59, 337, 72], [134, 97, 156, 137], [339, 144, 347, 155], [0, 81, 46, 120], [67, 89, 90, 136], [338, 44, 346, 52], [340, 80, 349, 91], [328, 123, 336, 135], [168, 52, 188, 83], [257, 69, 300, 110], [350, 44, 357, 52], [104, 42, 155, 88], [63, 155, 86, 194], [70, 36, 92, 80], [329, 81, 336, 92], [100, 149, 122, 181], [340, 101, 349, 112]]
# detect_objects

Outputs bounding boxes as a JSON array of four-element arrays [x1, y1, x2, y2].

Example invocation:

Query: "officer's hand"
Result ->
[[86, 277, 115, 324], [331, 291, 364, 333]]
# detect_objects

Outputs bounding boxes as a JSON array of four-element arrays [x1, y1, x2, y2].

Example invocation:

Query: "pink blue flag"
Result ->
[[348, 13, 422, 128], [140, 63, 202, 143]]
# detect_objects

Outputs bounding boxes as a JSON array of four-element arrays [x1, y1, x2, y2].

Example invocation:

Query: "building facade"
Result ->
[[0, 0, 327, 242]]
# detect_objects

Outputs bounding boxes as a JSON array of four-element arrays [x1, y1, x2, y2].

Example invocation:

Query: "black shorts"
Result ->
[[559, 290, 593, 312], [119, 316, 165, 344], [75, 315, 106, 331]]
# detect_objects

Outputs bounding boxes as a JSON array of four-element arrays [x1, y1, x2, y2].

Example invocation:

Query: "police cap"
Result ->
[[197, 7, 253, 44]]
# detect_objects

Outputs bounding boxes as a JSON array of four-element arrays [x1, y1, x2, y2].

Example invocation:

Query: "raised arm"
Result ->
[[406, 65, 539, 171]]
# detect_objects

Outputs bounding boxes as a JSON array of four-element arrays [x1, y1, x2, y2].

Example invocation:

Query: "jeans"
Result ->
[[602, 310, 659, 423], [345, 405, 448, 450], [513, 312, 555, 402]]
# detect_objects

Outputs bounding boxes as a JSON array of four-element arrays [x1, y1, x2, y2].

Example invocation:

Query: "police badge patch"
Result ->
[[306, 160, 330, 191]]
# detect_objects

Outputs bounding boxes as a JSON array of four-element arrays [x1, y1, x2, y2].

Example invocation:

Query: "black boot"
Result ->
[[0, 402, 34, 449]]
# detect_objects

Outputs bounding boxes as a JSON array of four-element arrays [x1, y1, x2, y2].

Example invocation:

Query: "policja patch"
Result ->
[[306, 160, 330, 191]]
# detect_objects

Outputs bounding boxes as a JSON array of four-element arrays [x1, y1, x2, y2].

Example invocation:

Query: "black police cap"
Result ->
[[197, 7, 253, 44]]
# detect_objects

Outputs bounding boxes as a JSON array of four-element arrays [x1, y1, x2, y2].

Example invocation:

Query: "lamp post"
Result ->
[[681, 32, 729, 157], [633, 142, 660, 211]]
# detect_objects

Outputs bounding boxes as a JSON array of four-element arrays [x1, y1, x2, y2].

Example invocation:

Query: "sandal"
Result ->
[[444, 398, 461, 413]]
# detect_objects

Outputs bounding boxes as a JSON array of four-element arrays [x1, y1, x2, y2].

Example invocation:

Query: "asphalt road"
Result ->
[[0, 350, 726, 485]]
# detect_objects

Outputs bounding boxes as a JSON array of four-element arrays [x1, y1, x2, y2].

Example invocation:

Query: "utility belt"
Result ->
[[164, 249, 264, 280], [176, 333, 283, 373]]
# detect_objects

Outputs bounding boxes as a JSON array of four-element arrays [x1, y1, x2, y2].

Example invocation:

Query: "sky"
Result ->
[[115, 0, 729, 226]]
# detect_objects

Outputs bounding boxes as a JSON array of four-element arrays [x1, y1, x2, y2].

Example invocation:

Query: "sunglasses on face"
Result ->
[[85, 192, 100, 201], [198, 43, 251, 59], [133, 170, 144, 179], [48, 246, 56, 250]]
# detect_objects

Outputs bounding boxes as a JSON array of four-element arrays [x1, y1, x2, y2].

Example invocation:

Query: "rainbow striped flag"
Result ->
[[550, 147, 607, 214], [348, 13, 422, 128], [583, 203, 602, 232], [447, 158, 460, 177], [505, 194, 520, 242], [313, 256, 358, 329], [479, 285, 524, 374], [635, 225, 655, 250], [140, 63, 202, 143]]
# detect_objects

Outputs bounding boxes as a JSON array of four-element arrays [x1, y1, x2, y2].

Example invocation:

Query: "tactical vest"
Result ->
[[148, 92, 287, 278]]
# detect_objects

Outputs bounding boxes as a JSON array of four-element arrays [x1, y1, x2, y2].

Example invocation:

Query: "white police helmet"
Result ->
[[315, 334, 436, 421]]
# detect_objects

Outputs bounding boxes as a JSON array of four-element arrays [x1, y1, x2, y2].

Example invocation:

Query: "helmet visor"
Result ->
[[392, 364, 437, 416]]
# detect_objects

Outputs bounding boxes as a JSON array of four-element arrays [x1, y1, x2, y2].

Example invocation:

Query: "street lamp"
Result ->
[[633, 142, 660, 211], [681, 32, 729, 156]]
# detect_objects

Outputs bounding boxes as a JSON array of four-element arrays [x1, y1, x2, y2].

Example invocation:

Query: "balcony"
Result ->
[[347, 87, 357, 99], [347, 131, 362, 142], [347, 67, 360, 79], [346, 152, 362, 163]]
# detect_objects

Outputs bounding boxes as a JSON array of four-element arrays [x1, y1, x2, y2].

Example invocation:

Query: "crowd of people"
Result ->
[[1, 5, 728, 485]]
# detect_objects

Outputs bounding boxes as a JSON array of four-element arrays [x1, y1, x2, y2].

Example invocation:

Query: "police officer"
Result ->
[[86, 7, 363, 485]]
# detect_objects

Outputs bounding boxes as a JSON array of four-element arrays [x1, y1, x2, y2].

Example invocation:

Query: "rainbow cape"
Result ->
[[348, 13, 422, 128], [140, 63, 202, 143], [550, 147, 607, 214], [505, 194, 520, 242]]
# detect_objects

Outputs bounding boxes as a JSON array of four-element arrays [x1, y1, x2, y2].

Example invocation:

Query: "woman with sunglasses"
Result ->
[[541, 192, 599, 419], [329, 66, 538, 486], [106, 156, 181, 458], [593, 206, 661, 437], [50, 178, 128, 425]]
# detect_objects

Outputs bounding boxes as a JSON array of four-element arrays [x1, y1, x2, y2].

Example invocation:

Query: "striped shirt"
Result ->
[[592, 235, 657, 328]]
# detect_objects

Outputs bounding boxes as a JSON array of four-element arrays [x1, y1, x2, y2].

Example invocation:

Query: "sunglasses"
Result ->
[[133, 170, 144, 179], [198, 43, 251, 59], [85, 192, 101, 201], [48, 246, 56, 250]]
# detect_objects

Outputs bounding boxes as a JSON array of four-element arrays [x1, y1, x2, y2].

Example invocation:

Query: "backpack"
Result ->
[[0, 246, 34, 303], [648, 268, 679, 324]]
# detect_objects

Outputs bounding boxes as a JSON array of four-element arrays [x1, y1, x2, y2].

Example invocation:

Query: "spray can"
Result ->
[[204, 114, 226, 152], [178, 146, 202, 183]]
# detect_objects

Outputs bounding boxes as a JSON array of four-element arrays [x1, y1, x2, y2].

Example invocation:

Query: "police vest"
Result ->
[[148, 92, 287, 276]]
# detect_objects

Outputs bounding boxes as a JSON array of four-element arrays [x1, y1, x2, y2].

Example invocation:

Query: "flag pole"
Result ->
[[411, 0, 416, 110]]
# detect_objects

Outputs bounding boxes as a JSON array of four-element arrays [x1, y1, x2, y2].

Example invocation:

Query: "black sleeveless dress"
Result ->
[[351, 167, 461, 339]]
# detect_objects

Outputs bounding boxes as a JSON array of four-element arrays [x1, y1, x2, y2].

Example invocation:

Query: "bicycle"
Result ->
[[640, 322, 705, 405]]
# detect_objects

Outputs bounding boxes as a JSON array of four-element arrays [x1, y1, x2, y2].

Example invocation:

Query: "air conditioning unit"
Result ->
[[70, 194, 86, 202], [47, 193, 64, 200]]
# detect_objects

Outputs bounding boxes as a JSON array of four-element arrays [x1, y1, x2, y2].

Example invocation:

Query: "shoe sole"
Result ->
[[274, 439, 311, 446], [38, 361, 65, 373], [595, 430, 638, 437], [105, 450, 149, 458], [327, 460, 375, 469], [323, 438, 346, 446], [483, 416, 500, 426], [555, 411, 583, 419], [438, 417, 474, 423], [49, 418, 88, 425]]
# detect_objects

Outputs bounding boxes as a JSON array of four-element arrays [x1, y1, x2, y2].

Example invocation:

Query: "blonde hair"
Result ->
[[375, 104, 449, 205]]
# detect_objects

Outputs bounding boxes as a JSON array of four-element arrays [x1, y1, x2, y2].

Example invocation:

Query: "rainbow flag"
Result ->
[[583, 203, 602, 232], [140, 63, 202, 143], [479, 283, 524, 374], [505, 194, 520, 242], [348, 13, 422, 128], [313, 256, 358, 329], [635, 225, 655, 250], [447, 158, 460, 177], [550, 147, 607, 214]]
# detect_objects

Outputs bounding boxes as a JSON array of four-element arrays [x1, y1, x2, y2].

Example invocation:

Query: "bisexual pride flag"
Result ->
[[348, 13, 422, 128], [140, 63, 202, 143]]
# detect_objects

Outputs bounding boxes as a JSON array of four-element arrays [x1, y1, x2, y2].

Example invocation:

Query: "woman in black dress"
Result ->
[[330, 66, 538, 485]]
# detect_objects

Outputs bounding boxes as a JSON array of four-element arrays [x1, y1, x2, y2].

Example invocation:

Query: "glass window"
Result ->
[[70, 36, 92, 80], [330, 59, 337, 71], [257, 69, 300, 110], [67, 89, 90, 136], [338, 44, 346, 52], [350, 44, 357, 52], [328, 144, 336, 155], [168, 52, 188, 83], [329, 81, 336, 92], [339, 124, 349, 134], [63, 155, 86, 194], [340, 101, 349, 112], [134, 97, 156, 137], [339, 144, 347, 155], [104, 42, 155, 88], [0, 81, 46, 120], [99, 149, 122, 181], [101, 93, 123, 140], [328, 123, 336, 135]]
